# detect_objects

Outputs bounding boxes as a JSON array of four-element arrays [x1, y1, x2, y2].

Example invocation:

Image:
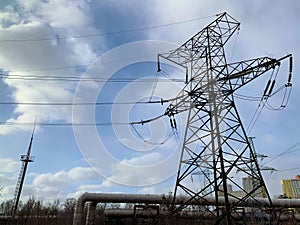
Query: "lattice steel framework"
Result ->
[[12, 124, 35, 215], [157, 12, 292, 224]]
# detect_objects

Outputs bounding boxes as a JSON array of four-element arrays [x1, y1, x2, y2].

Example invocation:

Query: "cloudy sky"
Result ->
[[0, 0, 299, 203]]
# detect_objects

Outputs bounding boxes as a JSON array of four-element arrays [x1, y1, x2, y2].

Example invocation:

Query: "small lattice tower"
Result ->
[[12, 125, 35, 215]]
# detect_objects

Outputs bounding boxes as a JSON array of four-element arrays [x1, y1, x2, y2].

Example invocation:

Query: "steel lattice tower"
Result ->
[[12, 124, 35, 215], [157, 12, 292, 224]]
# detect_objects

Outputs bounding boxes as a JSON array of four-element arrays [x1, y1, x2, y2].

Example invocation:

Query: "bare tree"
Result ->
[[63, 198, 76, 215], [0, 200, 13, 215]]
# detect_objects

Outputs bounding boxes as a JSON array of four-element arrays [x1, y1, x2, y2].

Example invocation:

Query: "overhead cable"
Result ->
[[0, 73, 184, 83], [0, 121, 129, 126], [0, 95, 181, 106], [0, 15, 217, 43]]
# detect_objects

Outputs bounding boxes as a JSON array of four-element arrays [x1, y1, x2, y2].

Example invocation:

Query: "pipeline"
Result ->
[[103, 209, 300, 222], [73, 193, 300, 225]]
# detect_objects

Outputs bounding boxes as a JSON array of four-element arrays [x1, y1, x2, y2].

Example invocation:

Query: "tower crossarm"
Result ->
[[163, 54, 292, 119], [218, 54, 292, 92]]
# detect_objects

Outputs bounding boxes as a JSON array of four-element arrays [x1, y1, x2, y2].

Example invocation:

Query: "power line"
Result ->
[[3, 53, 163, 72], [130, 123, 177, 145], [6, 64, 90, 72], [276, 167, 300, 172], [0, 101, 150, 106], [0, 116, 167, 126], [3, 53, 159, 72], [0, 73, 185, 83], [0, 15, 217, 43], [0, 95, 179, 106], [0, 52, 184, 73], [0, 121, 129, 126], [0, 14, 217, 72], [263, 139, 300, 165]]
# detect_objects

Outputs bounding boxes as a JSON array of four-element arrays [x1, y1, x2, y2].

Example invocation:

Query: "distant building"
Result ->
[[242, 176, 253, 193], [281, 175, 300, 199], [219, 176, 267, 198], [242, 176, 267, 198]]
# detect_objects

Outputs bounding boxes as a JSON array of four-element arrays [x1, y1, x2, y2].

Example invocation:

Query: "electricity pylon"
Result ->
[[157, 12, 292, 224]]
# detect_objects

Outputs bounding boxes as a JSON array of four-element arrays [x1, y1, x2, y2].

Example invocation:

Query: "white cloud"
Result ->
[[66, 183, 116, 199], [0, 9, 21, 28], [0, 159, 20, 201], [138, 185, 172, 195], [68, 184, 106, 199], [100, 179, 113, 188], [100, 152, 178, 187], [20, 184, 65, 202], [17, 0, 40, 12], [68, 167, 100, 181], [66, 190, 86, 200], [32, 166, 100, 187], [0, 158, 20, 173], [0, 0, 102, 135], [0, 185, 15, 201], [37, 0, 91, 29], [120, 152, 162, 166], [0, 166, 101, 201], [33, 171, 69, 187], [146, 1, 234, 43]]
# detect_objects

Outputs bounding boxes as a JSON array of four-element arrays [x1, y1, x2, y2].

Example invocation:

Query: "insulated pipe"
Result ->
[[73, 193, 300, 225], [85, 202, 96, 225], [103, 209, 300, 221]]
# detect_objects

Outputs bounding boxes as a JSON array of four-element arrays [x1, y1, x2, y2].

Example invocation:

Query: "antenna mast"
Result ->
[[12, 122, 36, 215]]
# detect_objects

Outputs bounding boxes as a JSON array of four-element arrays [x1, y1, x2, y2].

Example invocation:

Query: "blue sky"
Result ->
[[0, 0, 299, 203]]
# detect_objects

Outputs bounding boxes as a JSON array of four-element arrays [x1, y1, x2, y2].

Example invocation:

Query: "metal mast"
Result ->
[[156, 12, 292, 224], [12, 124, 36, 215]]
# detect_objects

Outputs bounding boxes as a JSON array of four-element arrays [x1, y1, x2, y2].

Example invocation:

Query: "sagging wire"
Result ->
[[0, 14, 218, 43], [130, 122, 177, 146], [149, 71, 159, 102], [246, 101, 266, 134], [157, 66, 186, 84], [245, 68, 277, 133], [245, 55, 293, 134], [247, 69, 276, 131], [136, 67, 183, 145], [265, 85, 292, 111], [148, 69, 185, 102], [159, 70, 176, 80], [130, 100, 180, 146]]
